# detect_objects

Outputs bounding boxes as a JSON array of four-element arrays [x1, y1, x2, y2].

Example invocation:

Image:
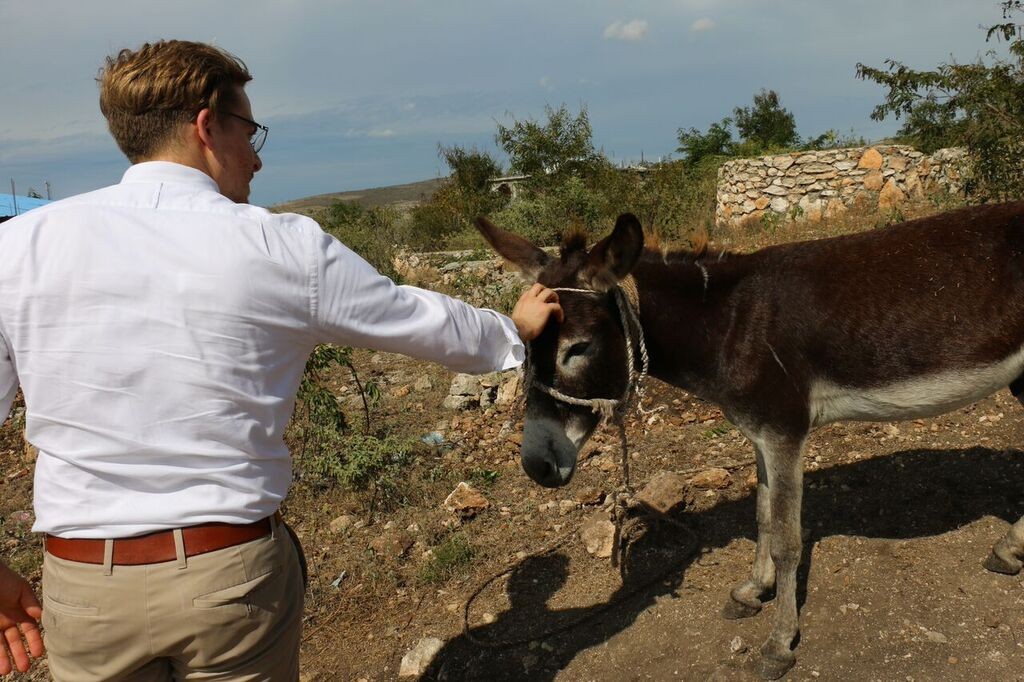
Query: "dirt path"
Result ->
[[269, 364, 1024, 682]]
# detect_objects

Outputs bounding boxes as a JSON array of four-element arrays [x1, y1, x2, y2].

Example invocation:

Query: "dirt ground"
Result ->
[[3, 336, 1024, 682], [287, 371, 1024, 682], [2, 212, 1024, 681]]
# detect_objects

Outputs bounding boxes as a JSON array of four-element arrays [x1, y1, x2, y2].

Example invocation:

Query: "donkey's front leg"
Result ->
[[723, 444, 776, 619], [759, 433, 805, 680]]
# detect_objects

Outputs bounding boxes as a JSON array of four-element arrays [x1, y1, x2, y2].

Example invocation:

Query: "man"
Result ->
[[0, 40, 561, 680]]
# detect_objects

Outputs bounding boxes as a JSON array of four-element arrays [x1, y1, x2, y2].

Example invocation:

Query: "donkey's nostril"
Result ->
[[523, 456, 553, 484], [520, 454, 569, 485]]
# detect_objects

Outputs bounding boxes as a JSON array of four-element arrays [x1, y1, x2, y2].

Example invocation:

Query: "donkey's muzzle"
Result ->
[[521, 417, 577, 487]]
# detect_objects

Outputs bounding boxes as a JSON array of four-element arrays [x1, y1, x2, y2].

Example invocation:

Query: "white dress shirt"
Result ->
[[0, 162, 523, 538]]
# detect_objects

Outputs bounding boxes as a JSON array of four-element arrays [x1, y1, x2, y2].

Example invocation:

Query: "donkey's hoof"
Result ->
[[758, 647, 796, 680], [722, 596, 762, 620], [984, 551, 1022, 576]]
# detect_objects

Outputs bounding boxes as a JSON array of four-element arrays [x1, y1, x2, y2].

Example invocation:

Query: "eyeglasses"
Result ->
[[225, 111, 269, 154]]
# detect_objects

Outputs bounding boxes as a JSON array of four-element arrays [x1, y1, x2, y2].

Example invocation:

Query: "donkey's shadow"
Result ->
[[422, 446, 1024, 681]]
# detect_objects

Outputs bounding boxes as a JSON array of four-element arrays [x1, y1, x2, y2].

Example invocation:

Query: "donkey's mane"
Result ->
[[558, 229, 589, 259], [642, 233, 731, 266], [557, 225, 730, 267]]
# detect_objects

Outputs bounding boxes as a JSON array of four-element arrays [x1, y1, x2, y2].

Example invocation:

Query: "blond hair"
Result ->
[[98, 40, 252, 162]]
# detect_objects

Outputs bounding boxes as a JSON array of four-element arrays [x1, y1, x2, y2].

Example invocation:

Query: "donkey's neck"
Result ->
[[631, 249, 750, 400]]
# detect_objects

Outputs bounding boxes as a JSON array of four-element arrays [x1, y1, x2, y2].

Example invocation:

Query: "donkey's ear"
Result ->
[[583, 213, 644, 291], [475, 216, 550, 281]]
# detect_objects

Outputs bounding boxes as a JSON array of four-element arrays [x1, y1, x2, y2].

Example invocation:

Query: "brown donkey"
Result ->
[[476, 203, 1024, 679]]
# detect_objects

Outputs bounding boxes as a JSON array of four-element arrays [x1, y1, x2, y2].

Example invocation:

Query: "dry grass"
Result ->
[[710, 194, 967, 253]]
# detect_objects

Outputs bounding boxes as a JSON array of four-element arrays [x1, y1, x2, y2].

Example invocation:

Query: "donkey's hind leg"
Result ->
[[989, 376, 1024, 575], [985, 515, 1024, 575]]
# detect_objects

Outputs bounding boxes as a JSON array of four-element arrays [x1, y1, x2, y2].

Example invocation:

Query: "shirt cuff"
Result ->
[[487, 309, 526, 371]]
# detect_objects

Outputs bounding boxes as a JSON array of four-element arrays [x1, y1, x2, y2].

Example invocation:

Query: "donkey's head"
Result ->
[[476, 213, 645, 487]]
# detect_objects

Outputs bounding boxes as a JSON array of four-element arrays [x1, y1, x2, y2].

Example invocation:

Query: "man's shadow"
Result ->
[[423, 517, 694, 681], [422, 445, 1024, 680]]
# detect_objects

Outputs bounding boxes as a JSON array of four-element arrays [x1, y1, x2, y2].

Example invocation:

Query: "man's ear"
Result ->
[[194, 108, 216, 151]]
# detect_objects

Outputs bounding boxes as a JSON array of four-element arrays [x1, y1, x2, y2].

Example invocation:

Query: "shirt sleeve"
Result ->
[[312, 229, 525, 374], [0, 332, 18, 424]]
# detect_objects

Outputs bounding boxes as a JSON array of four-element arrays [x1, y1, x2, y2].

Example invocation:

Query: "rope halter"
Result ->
[[521, 282, 652, 570], [524, 284, 650, 426]]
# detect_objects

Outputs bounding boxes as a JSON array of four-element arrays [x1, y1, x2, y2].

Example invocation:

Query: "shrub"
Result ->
[[419, 533, 475, 584], [318, 201, 404, 281]]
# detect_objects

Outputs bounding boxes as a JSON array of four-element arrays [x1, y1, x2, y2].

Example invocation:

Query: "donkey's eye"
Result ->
[[563, 341, 591, 363]]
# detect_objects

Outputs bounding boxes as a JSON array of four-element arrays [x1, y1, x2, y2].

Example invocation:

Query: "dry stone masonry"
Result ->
[[716, 145, 968, 227]]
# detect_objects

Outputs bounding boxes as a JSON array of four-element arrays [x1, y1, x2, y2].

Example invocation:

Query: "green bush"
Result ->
[[318, 201, 404, 281], [419, 533, 475, 584], [287, 342, 416, 514], [407, 183, 471, 250]]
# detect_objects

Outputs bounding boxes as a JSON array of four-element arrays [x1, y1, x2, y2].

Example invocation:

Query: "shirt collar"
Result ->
[[120, 161, 221, 194]]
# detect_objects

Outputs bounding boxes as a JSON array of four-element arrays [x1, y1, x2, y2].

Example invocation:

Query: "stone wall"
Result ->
[[716, 145, 968, 227]]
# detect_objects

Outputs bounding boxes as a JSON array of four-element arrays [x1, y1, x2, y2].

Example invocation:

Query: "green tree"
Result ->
[[495, 103, 601, 188], [676, 118, 734, 166], [732, 89, 799, 149], [856, 1, 1024, 199], [434, 143, 507, 224], [438, 144, 502, 194]]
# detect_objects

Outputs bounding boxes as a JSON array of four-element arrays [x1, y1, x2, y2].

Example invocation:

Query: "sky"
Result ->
[[0, 1, 1009, 207]]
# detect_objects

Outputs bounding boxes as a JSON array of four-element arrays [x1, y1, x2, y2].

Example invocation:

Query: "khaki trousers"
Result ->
[[41, 518, 304, 681]]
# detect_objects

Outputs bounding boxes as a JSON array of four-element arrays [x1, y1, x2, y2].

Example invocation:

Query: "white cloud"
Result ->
[[691, 18, 716, 32], [603, 19, 649, 42], [344, 128, 396, 139], [539, 76, 554, 91]]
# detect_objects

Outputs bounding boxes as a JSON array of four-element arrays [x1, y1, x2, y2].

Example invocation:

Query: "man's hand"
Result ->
[[0, 562, 44, 675], [511, 283, 563, 342]]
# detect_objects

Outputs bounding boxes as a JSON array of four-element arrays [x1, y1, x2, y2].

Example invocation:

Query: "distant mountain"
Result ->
[[270, 177, 448, 216]]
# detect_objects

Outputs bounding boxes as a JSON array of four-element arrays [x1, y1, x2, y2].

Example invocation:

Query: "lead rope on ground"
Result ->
[[462, 404, 698, 649], [463, 284, 699, 649]]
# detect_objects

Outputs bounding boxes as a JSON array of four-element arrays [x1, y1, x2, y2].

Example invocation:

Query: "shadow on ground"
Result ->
[[422, 446, 1024, 680]]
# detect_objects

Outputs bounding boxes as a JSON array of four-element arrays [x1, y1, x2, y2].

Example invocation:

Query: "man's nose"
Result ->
[[253, 152, 263, 173]]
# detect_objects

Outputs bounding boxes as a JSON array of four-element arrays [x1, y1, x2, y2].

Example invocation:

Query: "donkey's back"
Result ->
[[721, 202, 1024, 427]]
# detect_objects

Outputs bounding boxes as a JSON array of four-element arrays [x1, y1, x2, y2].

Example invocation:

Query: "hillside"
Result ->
[[271, 177, 448, 216]]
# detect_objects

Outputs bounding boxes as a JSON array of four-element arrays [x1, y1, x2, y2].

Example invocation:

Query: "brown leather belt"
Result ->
[[44, 515, 275, 566]]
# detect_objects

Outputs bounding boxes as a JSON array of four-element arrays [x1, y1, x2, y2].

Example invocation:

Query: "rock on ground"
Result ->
[[635, 471, 690, 514], [580, 511, 616, 558], [399, 636, 444, 677], [443, 482, 490, 518]]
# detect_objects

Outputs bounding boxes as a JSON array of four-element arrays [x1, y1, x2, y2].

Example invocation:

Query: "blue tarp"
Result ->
[[0, 194, 51, 217]]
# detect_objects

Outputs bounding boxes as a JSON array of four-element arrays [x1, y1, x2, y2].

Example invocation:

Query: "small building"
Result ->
[[0, 194, 51, 223], [487, 175, 532, 202]]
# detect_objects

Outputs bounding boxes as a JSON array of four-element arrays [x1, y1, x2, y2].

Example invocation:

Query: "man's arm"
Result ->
[[313, 231, 560, 373], [0, 333, 16, 424], [0, 561, 43, 675]]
